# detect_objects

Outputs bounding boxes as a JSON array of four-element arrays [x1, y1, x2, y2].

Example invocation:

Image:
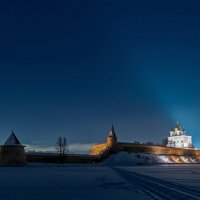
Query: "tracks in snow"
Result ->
[[111, 167, 200, 200]]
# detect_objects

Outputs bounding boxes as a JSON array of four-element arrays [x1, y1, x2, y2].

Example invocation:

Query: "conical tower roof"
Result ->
[[4, 131, 22, 145], [108, 125, 116, 137]]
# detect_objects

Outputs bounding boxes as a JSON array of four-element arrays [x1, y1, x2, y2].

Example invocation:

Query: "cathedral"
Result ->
[[166, 122, 193, 149]]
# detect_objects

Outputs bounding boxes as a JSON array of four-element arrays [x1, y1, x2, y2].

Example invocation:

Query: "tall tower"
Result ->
[[106, 125, 117, 148]]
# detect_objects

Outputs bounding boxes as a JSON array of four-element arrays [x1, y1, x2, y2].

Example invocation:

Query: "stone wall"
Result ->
[[0, 145, 26, 165], [90, 143, 108, 155], [26, 152, 110, 164], [91, 142, 200, 156], [1, 141, 200, 165], [117, 142, 200, 156]]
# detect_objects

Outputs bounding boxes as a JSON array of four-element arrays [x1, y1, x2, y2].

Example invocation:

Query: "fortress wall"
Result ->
[[14, 143, 200, 164], [0, 142, 199, 165], [26, 154, 106, 164], [90, 143, 107, 155], [117, 143, 200, 156], [90, 142, 200, 156]]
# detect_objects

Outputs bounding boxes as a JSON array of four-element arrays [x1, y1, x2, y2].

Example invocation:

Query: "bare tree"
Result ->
[[56, 137, 69, 155]]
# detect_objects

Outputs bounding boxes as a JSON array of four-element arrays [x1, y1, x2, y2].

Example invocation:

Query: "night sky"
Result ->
[[1, 1, 200, 149]]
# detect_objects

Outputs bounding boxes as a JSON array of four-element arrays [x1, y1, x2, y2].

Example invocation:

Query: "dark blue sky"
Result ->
[[1, 0, 200, 148]]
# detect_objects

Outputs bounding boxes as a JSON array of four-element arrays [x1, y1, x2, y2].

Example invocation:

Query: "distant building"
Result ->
[[166, 122, 192, 149]]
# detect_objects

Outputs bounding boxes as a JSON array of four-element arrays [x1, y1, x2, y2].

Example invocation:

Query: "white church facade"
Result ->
[[167, 122, 193, 149]]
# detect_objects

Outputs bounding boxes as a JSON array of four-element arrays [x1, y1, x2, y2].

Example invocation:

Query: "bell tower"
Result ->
[[106, 125, 117, 148]]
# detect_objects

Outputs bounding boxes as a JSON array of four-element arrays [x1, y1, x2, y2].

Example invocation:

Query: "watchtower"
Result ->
[[0, 131, 26, 165], [106, 125, 117, 149]]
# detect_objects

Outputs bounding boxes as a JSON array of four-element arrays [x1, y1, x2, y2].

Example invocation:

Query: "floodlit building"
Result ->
[[106, 125, 117, 149], [167, 122, 192, 149]]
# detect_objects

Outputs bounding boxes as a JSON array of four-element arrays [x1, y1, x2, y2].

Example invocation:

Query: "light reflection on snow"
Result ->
[[157, 155, 200, 164], [158, 155, 172, 163], [104, 152, 200, 165]]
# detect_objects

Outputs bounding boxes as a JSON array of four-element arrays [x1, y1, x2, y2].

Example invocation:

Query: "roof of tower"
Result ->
[[108, 125, 117, 137], [176, 121, 181, 130], [4, 131, 22, 145], [170, 129, 175, 132]]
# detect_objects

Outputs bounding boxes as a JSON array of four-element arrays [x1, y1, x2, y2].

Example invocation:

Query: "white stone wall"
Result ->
[[167, 135, 192, 148]]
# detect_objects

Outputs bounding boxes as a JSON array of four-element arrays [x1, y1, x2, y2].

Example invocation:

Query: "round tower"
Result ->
[[106, 125, 117, 149], [0, 131, 26, 165]]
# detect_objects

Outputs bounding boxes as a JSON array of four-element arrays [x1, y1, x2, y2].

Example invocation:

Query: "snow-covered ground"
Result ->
[[102, 152, 200, 165], [1, 163, 200, 200]]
